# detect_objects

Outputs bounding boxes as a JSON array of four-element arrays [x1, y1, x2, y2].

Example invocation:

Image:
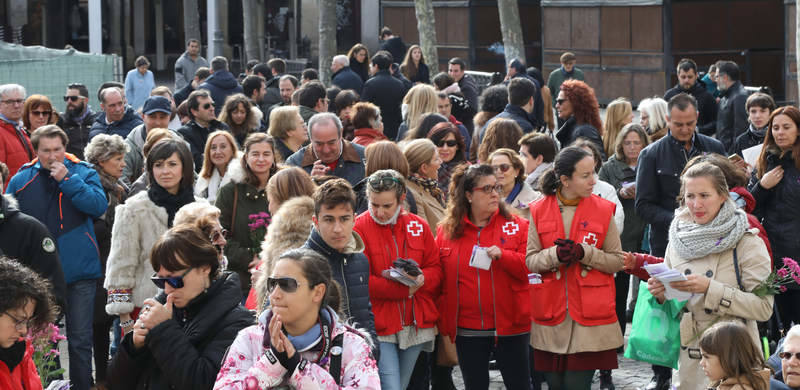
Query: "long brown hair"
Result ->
[[347, 44, 370, 74], [400, 45, 425, 81], [440, 164, 512, 239], [698, 321, 770, 390], [756, 106, 800, 178], [477, 118, 523, 162]]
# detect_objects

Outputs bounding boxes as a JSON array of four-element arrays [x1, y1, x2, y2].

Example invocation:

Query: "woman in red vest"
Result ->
[[526, 146, 625, 390], [436, 164, 531, 390], [0, 257, 57, 390]]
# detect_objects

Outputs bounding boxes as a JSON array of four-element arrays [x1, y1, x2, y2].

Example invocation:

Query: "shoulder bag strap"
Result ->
[[732, 247, 744, 291], [328, 333, 345, 385]]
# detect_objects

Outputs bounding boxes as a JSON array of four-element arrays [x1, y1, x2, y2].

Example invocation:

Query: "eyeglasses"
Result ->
[[368, 176, 402, 191], [436, 140, 458, 148], [3, 311, 32, 331], [780, 352, 800, 360], [151, 267, 194, 289], [1, 99, 24, 105], [63, 96, 83, 102], [472, 184, 503, 194], [202, 103, 214, 110], [267, 277, 303, 293], [31, 110, 52, 117], [492, 163, 511, 173], [555, 98, 567, 105], [210, 229, 229, 242]]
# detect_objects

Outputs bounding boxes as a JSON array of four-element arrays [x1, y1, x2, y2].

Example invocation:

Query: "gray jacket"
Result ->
[[174, 52, 209, 90]]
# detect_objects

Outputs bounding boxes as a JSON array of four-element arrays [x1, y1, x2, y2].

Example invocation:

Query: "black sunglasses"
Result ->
[[436, 140, 458, 148], [63, 96, 83, 102], [492, 163, 512, 173], [367, 176, 401, 191], [267, 277, 303, 293], [556, 98, 567, 105], [780, 352, 800, 360], [202, 103, 214, 109], [151, 267, 194, 289]]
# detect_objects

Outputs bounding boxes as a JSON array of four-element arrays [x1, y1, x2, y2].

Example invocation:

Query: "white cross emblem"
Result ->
[[502, 222, 519, 236], [407, 220, 423, 237], [582, 232, 598, 247]]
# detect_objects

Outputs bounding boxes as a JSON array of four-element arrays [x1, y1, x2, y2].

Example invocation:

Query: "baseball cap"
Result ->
[[143, 96, 172, 115]]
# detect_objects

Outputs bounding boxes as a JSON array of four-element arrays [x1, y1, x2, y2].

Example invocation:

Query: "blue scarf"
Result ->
[[285, 308, 332, 352], [505, 182, 523, 204]]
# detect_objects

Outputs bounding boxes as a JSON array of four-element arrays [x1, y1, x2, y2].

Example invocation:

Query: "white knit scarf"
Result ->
[[668, 199, 749, 260]]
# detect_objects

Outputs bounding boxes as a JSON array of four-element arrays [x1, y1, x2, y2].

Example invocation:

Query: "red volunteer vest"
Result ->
[[529, 194, 617, 327]]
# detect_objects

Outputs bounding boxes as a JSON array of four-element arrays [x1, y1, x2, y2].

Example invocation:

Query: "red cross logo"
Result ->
[[502, 222, 519, 236], [407, 220, 423, 237], [582, 232, 598, 247]]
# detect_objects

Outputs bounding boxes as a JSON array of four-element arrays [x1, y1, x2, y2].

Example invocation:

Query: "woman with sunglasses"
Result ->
[[214, 248, 380, 389], [554, 80, 605, 159], [22, 94, 58, 135], [108, 224, 253, 390], [526, 146, 625, 390], [488, 148, 542, 219], [435, 164, 531, 389], [353, 170, 441, 390], [0, 257, 57, 390], [105, 139, 202, 337], [427, 121, 466, 199], [403, 139, 445, 235]]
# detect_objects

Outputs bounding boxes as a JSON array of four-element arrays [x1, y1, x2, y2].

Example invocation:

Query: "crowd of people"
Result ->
[[1, 26, 799, 390]]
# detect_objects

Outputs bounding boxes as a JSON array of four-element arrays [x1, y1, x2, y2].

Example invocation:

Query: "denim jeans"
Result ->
[[66, 279, 97, 390], [378, 342, 425, 390]]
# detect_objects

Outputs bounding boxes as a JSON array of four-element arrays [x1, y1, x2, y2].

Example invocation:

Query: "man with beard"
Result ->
[[58, 83, 95, 160]]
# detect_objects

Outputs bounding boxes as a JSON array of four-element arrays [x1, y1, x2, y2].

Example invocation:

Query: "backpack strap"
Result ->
[[732, 247, 744, 291], [229, 184, 238, 236], [406, 188, 418, 215], [328, 333, 345, 385]]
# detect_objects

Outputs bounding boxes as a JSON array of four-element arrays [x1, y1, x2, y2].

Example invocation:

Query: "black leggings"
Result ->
[[776, 289, 800, 334], [455, 334, 531, 390], [615, 271, 630, 337]]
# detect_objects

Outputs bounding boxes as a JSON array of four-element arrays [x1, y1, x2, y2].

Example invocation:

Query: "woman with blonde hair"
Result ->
[[218, 94, 262, 147], [400, 44, 430, 85], [404, 139, 445, 233], [638, 97, 669, 141], [268, 106, 308, 162], [195, 130, 244, 203], [602, 98, 634, 158], [399, 84, 438, 141]]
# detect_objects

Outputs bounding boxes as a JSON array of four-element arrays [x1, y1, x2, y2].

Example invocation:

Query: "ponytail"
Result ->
[[539, 167, 559, 196]]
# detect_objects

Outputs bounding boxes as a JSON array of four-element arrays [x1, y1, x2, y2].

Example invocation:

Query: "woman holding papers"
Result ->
[[353, 169, 441, 390], [648, 161, 772, 390], [525, 146, 625, 390], [435, 163, 531, 390]]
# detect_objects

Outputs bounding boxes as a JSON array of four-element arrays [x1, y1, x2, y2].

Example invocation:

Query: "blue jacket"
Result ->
[[89, 106, 143, 141], [331, 66, 364, 94], [5, 154, 107, 284], [198, 71, 243, 116]]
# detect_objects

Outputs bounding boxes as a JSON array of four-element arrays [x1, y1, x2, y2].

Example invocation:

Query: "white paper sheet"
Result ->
[[742, 144, 763, 168]]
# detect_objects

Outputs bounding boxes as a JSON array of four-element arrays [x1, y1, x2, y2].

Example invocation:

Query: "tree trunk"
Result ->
[[242, 0, 261, 62], [796, 0, 800, 102], [414, 0, 439, 73], [498, 0, 526, 66], [318, 0, 337, 85], [183, 0, 201, 43]]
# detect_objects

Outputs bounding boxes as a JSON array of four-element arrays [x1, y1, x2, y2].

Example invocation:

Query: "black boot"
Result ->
[[644, 372, 671, 390], [599, 370, 615, 390]]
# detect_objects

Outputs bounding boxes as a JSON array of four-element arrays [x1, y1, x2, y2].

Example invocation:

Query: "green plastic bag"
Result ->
[[624, 281, 686, 369]]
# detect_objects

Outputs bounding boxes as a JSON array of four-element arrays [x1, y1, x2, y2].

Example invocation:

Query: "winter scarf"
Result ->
[[95, 167, 128, 225], [147, 183, 195, 227], [437, 159, 462, 199], [409, 173, 445, 206], [668, 199, 749, 260]]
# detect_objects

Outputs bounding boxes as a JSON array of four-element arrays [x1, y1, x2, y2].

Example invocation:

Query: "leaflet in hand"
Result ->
[[643, 263, 692, 302], [382, 265, 420, 287]]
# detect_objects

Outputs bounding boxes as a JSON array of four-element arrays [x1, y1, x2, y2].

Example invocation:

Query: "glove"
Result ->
[[554, 238, 585, 264]]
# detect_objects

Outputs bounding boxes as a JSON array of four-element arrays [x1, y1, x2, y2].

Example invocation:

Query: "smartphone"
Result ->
[[728, 154, 743, 164]]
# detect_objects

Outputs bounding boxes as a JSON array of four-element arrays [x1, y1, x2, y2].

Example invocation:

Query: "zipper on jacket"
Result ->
[[476, 227, 484, 329], [340, 259, 351, 317]]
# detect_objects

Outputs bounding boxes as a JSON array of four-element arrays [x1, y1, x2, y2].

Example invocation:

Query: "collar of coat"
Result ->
[[298, 139, 362, 167]]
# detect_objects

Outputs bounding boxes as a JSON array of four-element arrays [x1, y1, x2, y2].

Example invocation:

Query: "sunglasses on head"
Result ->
[[780, 351, 800, 360], [556, 98, 567, 105], [368, 176, 401, 191], [492, 163, 511, 173], [63, 95, 83, 102], [151, 267, 194, 289], [267, 277, 303, 293], [436, 140, 458, 148]]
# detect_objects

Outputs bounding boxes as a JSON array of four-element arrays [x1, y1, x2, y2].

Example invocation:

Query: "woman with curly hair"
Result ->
[[556, 80, 605, 159], [400, 45, 430, 85], [477, 118, 524, 163], [218, 94, 263, 147], [348, 43, 371, 82]]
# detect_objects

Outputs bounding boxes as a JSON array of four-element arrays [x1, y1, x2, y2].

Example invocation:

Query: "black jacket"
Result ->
[[380, 36, 407, 66], [198, 71, 244, 115], [107, 272, 254, 390], [58, 108, 96, 160], [664, 80, 717, 136], [716, 81, 750, 153], [303, 227, 380, 361], [332, 66, 364, 94], [350, 57, 370, 82], [733, 125, 767, 157], [173, 83, 195, 107], [555, 116, 606, 160], [479, 104, 535, 144], [177, 120, 229, 172], [748, 147, 800, 275], [0, 194, 67, 310], [504, 73, 544, 129], [458, 74, 480, 111], [361, 69, 408, 141], [635, 131, 725, 256], [89, 106, 143, 141]]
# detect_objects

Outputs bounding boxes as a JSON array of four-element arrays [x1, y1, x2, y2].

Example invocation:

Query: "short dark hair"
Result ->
[[479, 85, 509, 112], [432, 72, 455, 90], [267, 58, 286, 74], [186, 38, 200, 46], [210, 56, 228, 72], [242, 75, 266, 98], [97, 81, 124, 101], [298, 81, 327, 109], [371, 51, 393, 70], [0, 257, 57, 333], [253, 63, 270, 78], [67, 83, 89, 98], [31, 125, 68, 150], [667, 92, 698, 114], [150, 224, 220, 279], [746, 92, 776, 112], [448, 57, 466, 71], [717, 61, 740, 81], [195, 66, 211, 80], [146, 138, 195, 190], [540, 146, 593, 196], [677, 58, 697, 74], [135, 56, 150, 67], [246, 59, 259, 72], [187, 89, 212, 119], [334, 89, 360, 116], [313, 178, 356, 216], [280, 74, 299, 88], [380, 26, 393, 38], [519, 132, 557, 163], [301, 68, 319, 82], [508, 77, 537, 107]]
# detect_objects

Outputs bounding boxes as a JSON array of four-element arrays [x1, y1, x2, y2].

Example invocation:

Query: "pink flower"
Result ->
[[784, 258, 800, 274], [244, 376, 259, 390], [780, 285, 788, 293], [778, 268, 790, 279], [258, 211, 270, 219]]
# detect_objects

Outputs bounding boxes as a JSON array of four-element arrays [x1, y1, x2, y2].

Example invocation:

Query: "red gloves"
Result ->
[[554, 238, 585, 264]]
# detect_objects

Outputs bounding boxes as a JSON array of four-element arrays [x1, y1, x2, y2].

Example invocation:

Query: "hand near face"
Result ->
[[269, 314, 296, 359], [132, 318, 149, 349], [49, 161, 68, 182], [311, 160, 330, 177], [140, 295, 174, 329], [760, 166, 784, 189]]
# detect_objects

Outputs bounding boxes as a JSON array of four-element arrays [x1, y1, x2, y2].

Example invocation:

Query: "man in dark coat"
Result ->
[[177, 90, 229, 172], [174, 66, 210, 107], [330, 55, 364, 94], [448, 57, 480, 111], [198, 56, 243, 116], [715, 61, 750, 153], [479, 77, 537, 141], [505, 58, 544, 129], [303, 178, 380, 361], [89, 87, 143, 141], [58, 83, 95, 160], [379, 27, 406, 67], [663, 58, 717, 136], [361, 51, 408, 141]]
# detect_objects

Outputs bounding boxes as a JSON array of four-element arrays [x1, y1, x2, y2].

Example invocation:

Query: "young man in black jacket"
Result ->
[[663, 58, 717, 136]]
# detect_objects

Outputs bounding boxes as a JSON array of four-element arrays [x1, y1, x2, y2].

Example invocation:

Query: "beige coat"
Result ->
[[707, 369, 771, 390], [507, 181, 543, 220], [407, 180, 445, 235], [525, 198, 625, 354], [667, 210, 773, 390]]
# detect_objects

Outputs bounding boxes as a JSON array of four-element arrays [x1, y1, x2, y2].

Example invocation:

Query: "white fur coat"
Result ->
[[194, 153, 245, 203]]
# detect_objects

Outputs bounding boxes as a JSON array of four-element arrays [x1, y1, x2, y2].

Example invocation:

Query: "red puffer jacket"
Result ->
[[354, 210, 441, 336], [435, 210, 530, 341], [0, 120, 34, 187], [0, 341, 43, 390]]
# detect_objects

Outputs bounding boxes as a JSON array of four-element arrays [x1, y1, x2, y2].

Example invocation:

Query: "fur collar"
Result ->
[[194, 153, 245, 195]]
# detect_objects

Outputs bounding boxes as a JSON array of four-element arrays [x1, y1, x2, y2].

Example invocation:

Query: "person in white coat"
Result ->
[[195, 131, 244, 204]]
